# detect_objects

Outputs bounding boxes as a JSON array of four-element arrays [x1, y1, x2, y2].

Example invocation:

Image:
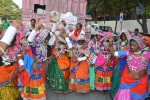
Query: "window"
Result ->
[[34, 4, 46, 14]]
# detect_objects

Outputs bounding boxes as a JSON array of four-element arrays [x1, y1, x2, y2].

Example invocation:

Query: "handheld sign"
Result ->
[[59, 12, 78, 25]]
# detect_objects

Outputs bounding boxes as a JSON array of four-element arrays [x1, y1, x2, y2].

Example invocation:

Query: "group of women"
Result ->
[[0, 19, 150, 100]]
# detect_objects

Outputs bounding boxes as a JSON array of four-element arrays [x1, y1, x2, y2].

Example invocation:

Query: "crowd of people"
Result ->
[[0, 17, 149, 100]]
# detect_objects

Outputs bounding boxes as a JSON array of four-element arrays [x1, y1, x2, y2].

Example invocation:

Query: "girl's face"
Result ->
[[130, 40, 141, 52], [120, 33, 127, 41], [96, 35, 102, 41], [77, 40, 85, 45]]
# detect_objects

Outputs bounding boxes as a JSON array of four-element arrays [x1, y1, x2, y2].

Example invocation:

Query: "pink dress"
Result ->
[[95, 46, 115, 91], [114, 51, 150, 100]]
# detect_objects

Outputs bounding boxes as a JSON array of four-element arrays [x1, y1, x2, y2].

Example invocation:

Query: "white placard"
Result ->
[[59, 13, 78, 25]]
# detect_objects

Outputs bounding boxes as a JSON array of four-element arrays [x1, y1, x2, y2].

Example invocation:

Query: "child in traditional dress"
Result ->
[[19, 23, 50, 100], [69, 33, 90, 93], [47, 28, 72, 93], [88, 30, 104, 90], [94, 32, 116, 92]]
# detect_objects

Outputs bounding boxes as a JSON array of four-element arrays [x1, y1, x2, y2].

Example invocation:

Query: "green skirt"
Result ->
[[46, 56, 68, 93], [90, 65, 95, 90], [109, 64, 120, 99]]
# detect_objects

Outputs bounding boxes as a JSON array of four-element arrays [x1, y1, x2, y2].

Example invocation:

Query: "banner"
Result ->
[[59, 13, 78, 25]]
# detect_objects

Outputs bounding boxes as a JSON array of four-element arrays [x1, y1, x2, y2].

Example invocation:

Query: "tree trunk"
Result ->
[[114, 16, 118, 34], [135, 14, 148, 34], [141, 14, 148, 34], [94, 12, 98, 24], [92, 10, 97, 24], [104, 14, 105, 25], [95, 15, 98, 24]]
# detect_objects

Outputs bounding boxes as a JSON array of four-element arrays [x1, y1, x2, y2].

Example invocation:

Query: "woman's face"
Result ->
[[130, 40, 141, 52], [77, 40, 85, 45], [120, 33, 127, 41], [96, 35, 102, 41]]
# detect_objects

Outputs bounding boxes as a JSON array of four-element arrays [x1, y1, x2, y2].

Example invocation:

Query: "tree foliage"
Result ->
[[87, 0, 150, 19], [0, 0, 21, 20], [87, 0, 103, 23], [144, 0, 150, 16]]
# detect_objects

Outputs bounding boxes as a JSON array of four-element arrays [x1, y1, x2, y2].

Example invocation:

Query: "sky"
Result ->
[[12, 0, 22, 8]]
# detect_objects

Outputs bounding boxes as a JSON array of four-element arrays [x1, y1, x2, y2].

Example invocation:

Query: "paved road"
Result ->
[[45, 62, 111, 100], [46, 86, 112, 100]]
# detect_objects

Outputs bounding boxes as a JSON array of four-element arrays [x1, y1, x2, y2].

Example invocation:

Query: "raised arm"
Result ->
[[109, 43, 128, 57], [0, 20, 23, 55], [109, 35, 128, 57], [61, 31, 73, 49]]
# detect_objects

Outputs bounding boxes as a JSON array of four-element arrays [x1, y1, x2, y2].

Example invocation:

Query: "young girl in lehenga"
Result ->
[[69, 33, 90, 93], [94, 32, 116, 92], [88, 30, 105, 90], [19, 26, 50, 100], [47, 29, 72, 93]]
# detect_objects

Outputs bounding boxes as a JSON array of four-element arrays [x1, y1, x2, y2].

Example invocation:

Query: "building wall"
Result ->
[[22, 0, 87, 25], [88, 19, 150, 34]]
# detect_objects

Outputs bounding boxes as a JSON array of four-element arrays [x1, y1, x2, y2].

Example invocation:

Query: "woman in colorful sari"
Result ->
[[88, 30, 105, 90], [0, 31, 23, 100], [69, 33, 90, 93], [19, 25, 50, 100], [94, 32, 116, 92], [109, 36, 149, 100], [110, 29, 132, 99], [47, 28, 72, 93]]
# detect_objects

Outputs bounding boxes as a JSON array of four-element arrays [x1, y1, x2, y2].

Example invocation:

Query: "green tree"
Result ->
[[0, 0, 21, 20], [87, 0, 103, 23]]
